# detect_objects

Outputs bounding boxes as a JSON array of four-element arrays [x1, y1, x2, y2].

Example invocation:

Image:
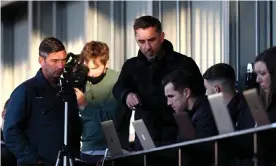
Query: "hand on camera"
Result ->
[[74, 88, 88, 110], [126, 93, 141, 110]]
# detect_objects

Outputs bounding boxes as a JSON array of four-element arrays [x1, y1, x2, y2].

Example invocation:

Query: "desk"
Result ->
[[105, 123, 276, 166]]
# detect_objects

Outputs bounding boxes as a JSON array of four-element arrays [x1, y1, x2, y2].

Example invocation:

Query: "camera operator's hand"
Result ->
[[126, 93, 140, 110], [74, 88, 88, 110]]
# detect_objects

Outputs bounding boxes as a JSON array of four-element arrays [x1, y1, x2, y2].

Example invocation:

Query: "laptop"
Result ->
[[101, 120, 129, 156], [208, 92, 235, 134], [132, 119, 156, 150], [173, 112, 196, 140], [243, 88, 270, 126]]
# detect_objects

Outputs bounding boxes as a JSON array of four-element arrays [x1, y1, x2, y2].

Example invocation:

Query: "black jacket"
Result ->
[[218, 94, 256, 166], [227, 93, 255, 131], [187, 96, 218, 139], [179, 96, 218, 166], [113, 39, 205, 146], [257, 101, 276, 166], [3, 69, 81, 166]]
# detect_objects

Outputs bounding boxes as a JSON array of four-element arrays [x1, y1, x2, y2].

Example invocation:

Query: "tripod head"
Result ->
[[56, 77, 75, 102]]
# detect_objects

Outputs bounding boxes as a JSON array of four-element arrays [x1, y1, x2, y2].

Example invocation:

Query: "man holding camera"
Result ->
[[74, 41, 121, 164], [3, 37, 81, 166]]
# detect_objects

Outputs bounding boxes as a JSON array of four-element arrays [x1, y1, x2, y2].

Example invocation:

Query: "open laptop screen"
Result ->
[[101, 120, 123, 156], [243, 88, 270, 126], [132, 119, 155, 150], [208, 93, 235, 134]]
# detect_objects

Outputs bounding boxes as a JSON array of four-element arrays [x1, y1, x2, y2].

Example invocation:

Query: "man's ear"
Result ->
[[38, 56, 45, 66], [104, 62, 109, 69], [160, 32, 165, 43], [214, 85, 221, 93], [83, 60, 87, 66], [183, 88, 191, 99]]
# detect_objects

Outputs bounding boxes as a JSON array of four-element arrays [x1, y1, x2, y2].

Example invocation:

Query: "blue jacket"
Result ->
[[3, 69, 81, 166]]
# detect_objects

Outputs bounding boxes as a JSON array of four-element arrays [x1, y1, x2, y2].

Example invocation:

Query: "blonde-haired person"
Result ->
[[74, 41, 122, 164]]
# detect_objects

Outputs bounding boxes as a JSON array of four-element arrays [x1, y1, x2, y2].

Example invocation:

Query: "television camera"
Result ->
[[58, 52, 89, 93]]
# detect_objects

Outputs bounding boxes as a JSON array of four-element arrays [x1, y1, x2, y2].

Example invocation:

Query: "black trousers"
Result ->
[[1, 143, 17, 166], [79, 152, 103, 166]]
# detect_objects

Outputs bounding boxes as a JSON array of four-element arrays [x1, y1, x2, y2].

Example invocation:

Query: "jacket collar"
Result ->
[[35, 68, 57, 89], [137, 39, 175, 63], [227, 93, 240, 111], [186, 95, 207, 117]]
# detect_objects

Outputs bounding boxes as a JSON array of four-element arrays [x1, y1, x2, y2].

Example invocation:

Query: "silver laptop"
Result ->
[[243, 88, 270, 126], [101, 120, 128, 156], [208, 92, 235, 134], [173, 112, 196, 140], [132, 119, 156, 150]]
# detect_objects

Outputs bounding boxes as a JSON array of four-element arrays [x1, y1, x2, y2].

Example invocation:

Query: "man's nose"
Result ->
[[256, 75, 261, 83], [145, 41, 151, 50], [57, 60, 66, 69], [167, 99, 171, 106]]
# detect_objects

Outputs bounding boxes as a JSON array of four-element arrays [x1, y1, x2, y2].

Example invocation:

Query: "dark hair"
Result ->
[[133, 15, 162, 33], [162, 70, 201, 96], [39, 37, 65, 57], [3, 99, 9, 110], [80, 41, 109, 65], [203, 63, 236, 92], [255, 46, 276, 109]]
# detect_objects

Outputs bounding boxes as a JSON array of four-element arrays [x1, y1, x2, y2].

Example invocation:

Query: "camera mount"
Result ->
[[55, 79, 74, 166]]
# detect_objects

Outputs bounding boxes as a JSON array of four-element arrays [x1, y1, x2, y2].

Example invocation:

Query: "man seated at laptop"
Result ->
[[163, 70, 218, 166], [203, 63, 255, 166], [203, 63, 255, 130]]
